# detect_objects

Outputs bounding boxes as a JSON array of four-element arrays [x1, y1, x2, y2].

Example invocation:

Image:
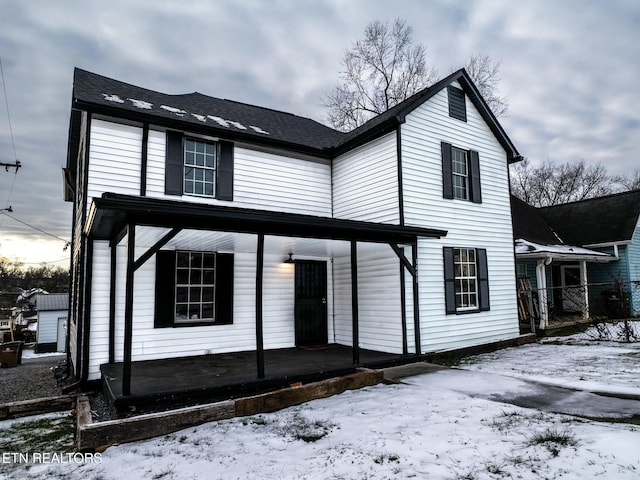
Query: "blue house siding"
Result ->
[[587, 246, 629, 284], [628, 225, 640, 315]]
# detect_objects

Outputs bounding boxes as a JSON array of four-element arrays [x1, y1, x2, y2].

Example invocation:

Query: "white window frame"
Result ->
[[451, 147, 469, 200], [454, 247, 478, 311], [184, 137, 216, 197], [174, 251, 216, 324]]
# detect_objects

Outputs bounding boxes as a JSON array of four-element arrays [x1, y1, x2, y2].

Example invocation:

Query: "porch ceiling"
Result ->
[[86, 193, 447, 245]]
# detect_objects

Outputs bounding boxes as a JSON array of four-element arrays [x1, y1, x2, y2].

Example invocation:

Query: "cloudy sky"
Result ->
[[0, 0, 638, 267]]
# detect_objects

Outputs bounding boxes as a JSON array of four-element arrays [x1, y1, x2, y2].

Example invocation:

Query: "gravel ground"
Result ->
[[0, 353, 67, 404]]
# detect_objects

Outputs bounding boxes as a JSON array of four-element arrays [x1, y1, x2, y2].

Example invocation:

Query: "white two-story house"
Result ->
[[63, 68, 523, 411]]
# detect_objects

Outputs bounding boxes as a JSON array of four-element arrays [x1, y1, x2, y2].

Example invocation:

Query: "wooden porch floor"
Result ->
[[101, 344, 405, 416]]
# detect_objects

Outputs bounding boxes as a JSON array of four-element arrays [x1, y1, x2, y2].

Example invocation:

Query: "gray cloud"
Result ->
[[0, 0, 638, 264]]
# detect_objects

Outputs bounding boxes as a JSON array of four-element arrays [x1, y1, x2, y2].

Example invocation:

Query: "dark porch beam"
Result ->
[[109, 224, 128, 248], [122, 222, 135, 396], [255, 233, 265, 379], [389, 243, 416, 277], [351, 240, 360, 366], [133, 227, 182, 271], [108, 243, 116, 364], [412, 241, 421, 355]]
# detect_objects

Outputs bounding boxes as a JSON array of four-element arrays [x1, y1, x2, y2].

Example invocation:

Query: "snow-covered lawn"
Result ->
[[2, 323, 639, 480]]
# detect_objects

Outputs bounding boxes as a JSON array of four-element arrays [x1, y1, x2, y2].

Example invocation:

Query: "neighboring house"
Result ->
[[511, 191, 640, 329], [63, 67, 522, 403], [34, 293, 69, 353]]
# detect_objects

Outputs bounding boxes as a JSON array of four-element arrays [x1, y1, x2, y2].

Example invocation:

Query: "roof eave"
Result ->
[[72, 99, 336, 159]]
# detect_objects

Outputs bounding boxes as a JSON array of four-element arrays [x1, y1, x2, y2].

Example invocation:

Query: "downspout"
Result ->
[[536, 255, 552, 331]]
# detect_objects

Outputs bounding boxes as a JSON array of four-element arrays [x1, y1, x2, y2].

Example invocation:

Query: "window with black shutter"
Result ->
[[441, 142, 482, 203], [443, 247, 490, 314], [155, 251, 234, 327], [165, 131, 234, 201]]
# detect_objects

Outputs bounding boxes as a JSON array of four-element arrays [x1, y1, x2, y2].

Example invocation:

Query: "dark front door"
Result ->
[[295, 261, 328, 346]]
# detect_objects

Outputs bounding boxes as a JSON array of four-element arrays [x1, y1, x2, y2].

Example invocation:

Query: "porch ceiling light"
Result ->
[[284, 252, 295, 264]]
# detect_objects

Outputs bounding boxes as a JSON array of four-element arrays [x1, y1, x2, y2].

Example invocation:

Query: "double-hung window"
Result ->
[[451, 147, 469, 200], [443, 247, 490, 314], [184, 139, 216, 197], [441, 142, 482, 203], [155, 250, 234, 328], [165, 131, 234, 201]]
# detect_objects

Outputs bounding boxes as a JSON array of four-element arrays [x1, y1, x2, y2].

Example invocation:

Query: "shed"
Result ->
[[35, 293, 69, 353]]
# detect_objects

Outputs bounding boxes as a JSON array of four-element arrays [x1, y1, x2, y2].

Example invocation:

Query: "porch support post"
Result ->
[[351, 240, 360, 365], [412, 241, 421, 355], [580, 260, 589, 320], [108, 242, 116, 364], [122, 222, 135, 397], [255, 233, 265, 379], [536, 258, 550, 330], [399, 258, 408, 355]]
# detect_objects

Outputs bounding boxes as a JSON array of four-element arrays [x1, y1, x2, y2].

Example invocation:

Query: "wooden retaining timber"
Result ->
[[76, 369, 384, 451], [0, 394, 78, 420]]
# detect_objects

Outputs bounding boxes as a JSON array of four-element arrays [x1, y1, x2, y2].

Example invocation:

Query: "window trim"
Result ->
[[444, 246, 490, 314], [441, 142, 482, 204], [174, 251, 216, 325], [165, 131, 234, 201], [183, 138, 217, 198], [155, 250, 234, 328], [451, 147, 469, 201]]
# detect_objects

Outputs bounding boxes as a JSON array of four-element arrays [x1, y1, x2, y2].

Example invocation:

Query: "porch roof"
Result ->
[[514, 239, 617, 263], [85, 193, 447, 244]]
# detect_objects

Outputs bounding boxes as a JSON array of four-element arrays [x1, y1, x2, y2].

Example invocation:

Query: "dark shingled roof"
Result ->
[[71, 68, 345, 153], [510, 196, 562, 245], [69, 67, 521, 162], [539, 189, 640, 246]]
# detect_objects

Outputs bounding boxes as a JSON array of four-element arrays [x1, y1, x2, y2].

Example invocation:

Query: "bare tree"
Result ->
[[510, 159, 616, 207], [464, 54, 508, 118], [325, 18, 438, 131], [614, 168, 640, 191]]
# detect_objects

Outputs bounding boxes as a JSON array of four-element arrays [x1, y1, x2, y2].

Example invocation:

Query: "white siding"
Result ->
[[87, 241, 111, 379], [146, 128, 332, 216], [333, 132, 399, 224], [401, 82, 519, 352], [86, 120, 142, 212], [332, 244, 405, 354]]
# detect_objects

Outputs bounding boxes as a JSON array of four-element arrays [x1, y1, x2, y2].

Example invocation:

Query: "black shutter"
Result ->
[[165, 131, 183, 196], [216, 141, 234, 201], [447, 86, 467, 122], [477, 248, 490, 311], [155, 251, 176, 328], [469, 150, 482, 204], [441, 142, 454, 199], [443, 247, 457, 314], [215, 253, 234, 324]]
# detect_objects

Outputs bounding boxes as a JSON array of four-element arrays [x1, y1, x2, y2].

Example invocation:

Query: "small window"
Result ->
[[451, 147, 469, 200], [516, 264, 528, 279], [447, 86, 467, 122], [184, 138, 216, 197]]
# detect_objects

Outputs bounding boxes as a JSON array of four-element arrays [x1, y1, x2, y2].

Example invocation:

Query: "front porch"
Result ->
[[101, 344, 406, 416]]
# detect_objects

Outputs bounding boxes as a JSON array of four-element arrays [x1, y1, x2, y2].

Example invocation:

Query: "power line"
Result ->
[[0, 211, 70, 250]]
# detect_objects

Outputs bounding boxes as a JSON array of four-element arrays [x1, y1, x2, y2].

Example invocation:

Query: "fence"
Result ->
[[518, 279, 640, 332]]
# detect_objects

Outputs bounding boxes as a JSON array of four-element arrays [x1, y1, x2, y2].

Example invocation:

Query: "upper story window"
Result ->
[[447, 86, 467, 122], [441, 142, 482, 203], [165, 131, 234, 201], [451, 147, 469, 200], [184, 138, 216, 197]]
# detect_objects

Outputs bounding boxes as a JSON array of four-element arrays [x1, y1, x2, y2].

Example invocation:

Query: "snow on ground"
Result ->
[[20, 348, 65, 360], [2, 323, 639, 480]]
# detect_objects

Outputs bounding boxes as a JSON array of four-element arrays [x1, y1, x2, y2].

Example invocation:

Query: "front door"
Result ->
[[560, 265, 584, 312], [295, 261, 328, 346]]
